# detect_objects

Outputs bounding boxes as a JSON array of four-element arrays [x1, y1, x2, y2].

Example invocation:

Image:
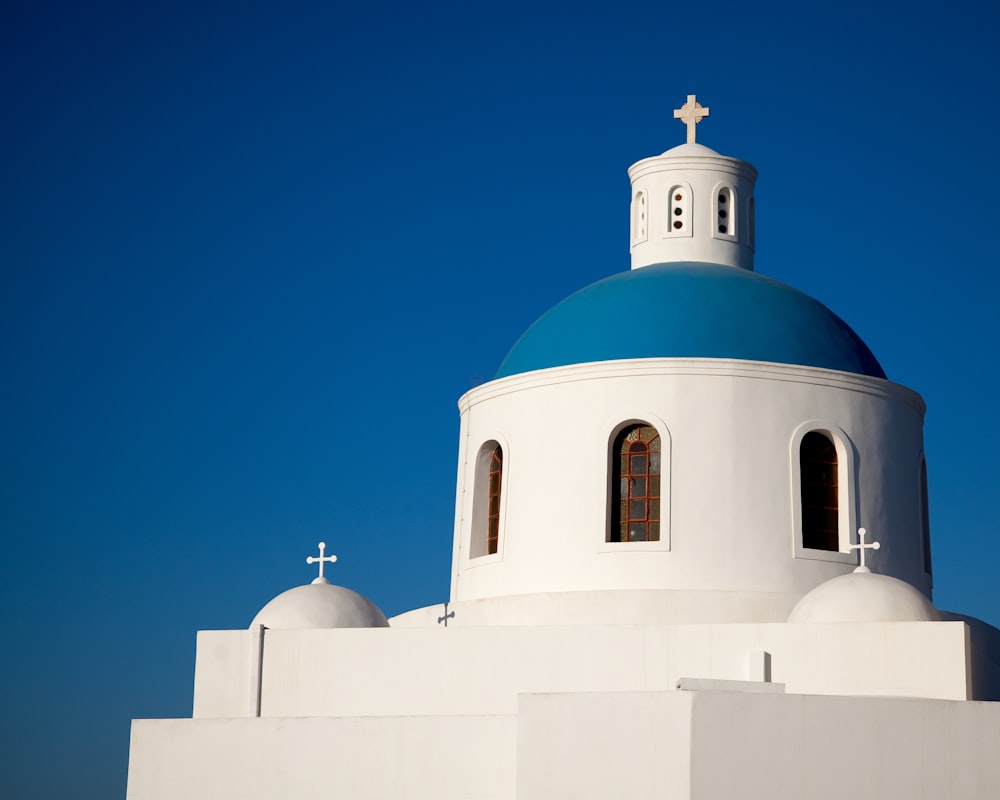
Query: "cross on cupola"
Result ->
[[673, 94, 710, 144], [306, 541, 338, 584], [849, 527, 881, 573]]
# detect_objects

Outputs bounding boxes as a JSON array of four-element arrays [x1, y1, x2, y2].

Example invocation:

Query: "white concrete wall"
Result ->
[[127, 714, 516, 800], [517, 688, 1000, 800], [131, 686, 1000, 800], [452, 359, 928, 614], [391, 589, 803, 628], [192, 629, 260, 718], [517, 691, 694, 800], [192, 620, 969, 720], [688, 690, 1000, 799]]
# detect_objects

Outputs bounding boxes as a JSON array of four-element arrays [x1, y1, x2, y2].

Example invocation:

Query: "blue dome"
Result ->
[[496, 263, 886, 379]]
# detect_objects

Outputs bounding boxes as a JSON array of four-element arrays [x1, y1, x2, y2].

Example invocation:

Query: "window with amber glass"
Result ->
[[800, 431, 839, 551], [487, 446, 502, 555], [610, 424, 661, 542]]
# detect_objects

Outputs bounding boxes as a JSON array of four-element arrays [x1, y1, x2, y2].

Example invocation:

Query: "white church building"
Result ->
[[126, 96, 1000, 799]]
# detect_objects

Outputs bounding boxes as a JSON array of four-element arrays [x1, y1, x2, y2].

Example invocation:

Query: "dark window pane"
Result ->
[[800, 432, 838, 551], [629, 499, 646, 520], [629, 523, 647, 541], [631, 477, 646, 497], [921, 461, 932, 576], [630, 454, 647, 473]]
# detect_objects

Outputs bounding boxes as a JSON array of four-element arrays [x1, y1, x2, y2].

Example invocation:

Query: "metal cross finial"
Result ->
[[850, 527, 881, 573], [306, 541, 338, 584], [437, 602, 455, 627], [673, 94, 710, 144]]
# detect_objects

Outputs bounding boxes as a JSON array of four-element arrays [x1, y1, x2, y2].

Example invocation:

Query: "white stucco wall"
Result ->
[[452, 359, 928, 614], [517, 690, 694, 799], [689, 690, 1000, 799], [516, 688, 1000, 800], [137, 685, 1000, 800], [191, 620, 969, 720], [127, 714, 516, 800]]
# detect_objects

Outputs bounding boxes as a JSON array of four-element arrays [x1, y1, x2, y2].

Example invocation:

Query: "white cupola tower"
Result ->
[[629, 95, 758, 271]]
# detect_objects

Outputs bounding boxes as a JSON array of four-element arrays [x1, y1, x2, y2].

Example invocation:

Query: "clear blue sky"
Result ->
[[2, 1, 998, 797]]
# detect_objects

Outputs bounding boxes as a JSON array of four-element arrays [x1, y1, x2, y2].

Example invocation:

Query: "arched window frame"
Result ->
[[469, 437, 509, 560], [712, 182, 738, 242], [790, 422, 857, 563], [631, 189, 648, 246], [602, 416, 671, 552], [919, 456, 933, 584], [664, 182, 693, 238]]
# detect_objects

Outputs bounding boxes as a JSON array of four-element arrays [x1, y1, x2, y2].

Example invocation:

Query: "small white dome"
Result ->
[[660, 142, 721, 157], [788, 571, 939, 624], [250, 582, 389, 630]]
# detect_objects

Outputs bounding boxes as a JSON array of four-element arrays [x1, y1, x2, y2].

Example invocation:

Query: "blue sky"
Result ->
[[2, 1, 999, 797]]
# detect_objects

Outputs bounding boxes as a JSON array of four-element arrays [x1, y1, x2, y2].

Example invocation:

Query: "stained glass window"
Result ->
[[610, 424, 661, 542]]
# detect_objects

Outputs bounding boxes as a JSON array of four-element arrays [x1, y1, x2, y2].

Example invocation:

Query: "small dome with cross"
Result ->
[[250, 583, 389, 629], [250, 543, 389, 630], [788, 572, 939, 624], [789, 528, 938, 624]]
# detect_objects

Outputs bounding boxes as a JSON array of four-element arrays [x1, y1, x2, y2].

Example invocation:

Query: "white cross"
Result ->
[[673, 94, 710, 144], [306, 541, 338, 584], [849, 527, 881, 573]]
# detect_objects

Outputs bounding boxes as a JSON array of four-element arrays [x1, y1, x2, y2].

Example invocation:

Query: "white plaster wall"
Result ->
[[193, 621, 969, 720], [688, 690, 1000, 799], [192, 629, 258, 719], [391, 589, 802, 628], [628, 148, 757, 270], [517, 690, 694, 800], [127, 714, 516, 800], [131, 687, 1000, 800], [452, 359, 927, 613], [517, 689, 1000, 800]]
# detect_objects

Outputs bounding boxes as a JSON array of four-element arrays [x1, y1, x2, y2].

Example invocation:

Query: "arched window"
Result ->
[[487, 447, 502, 555], [920, 459, 932, 577], [667, 184, 691, 236], [631, 190, 647, 245], [714, 185, 736, 239], [610, 424, 661, 542], [800, 431, 839, 551], [471, 441, 503, 558]]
